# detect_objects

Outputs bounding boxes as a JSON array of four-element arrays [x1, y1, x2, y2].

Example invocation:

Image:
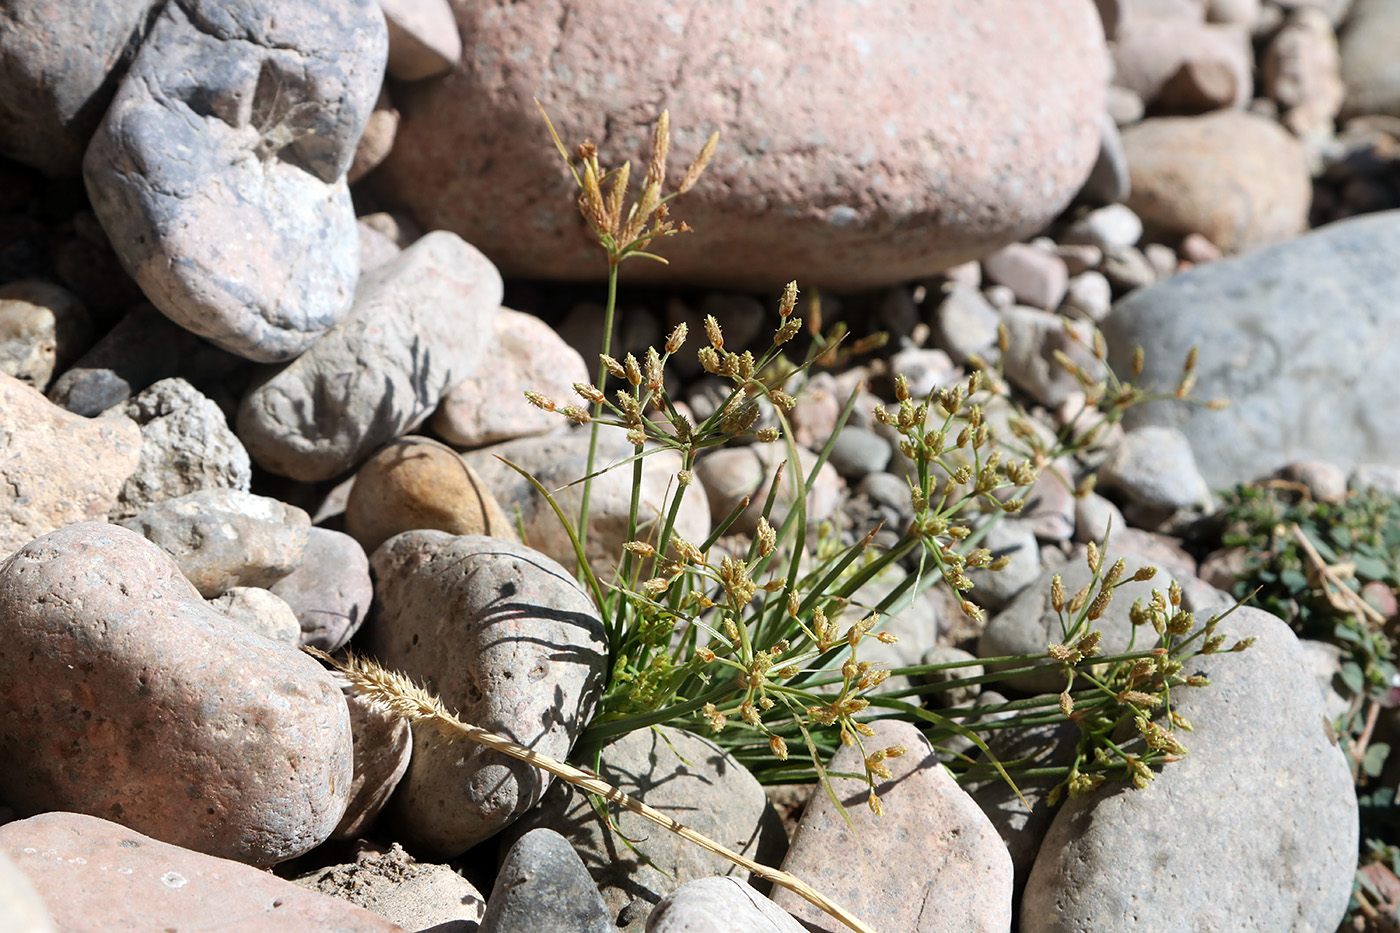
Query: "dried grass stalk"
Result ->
[[306, 647, 876, 933]]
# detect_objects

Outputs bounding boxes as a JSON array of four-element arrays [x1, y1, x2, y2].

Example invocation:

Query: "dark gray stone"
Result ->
[[83, 0, 388, 362], [0, 0, 157, 177], [1022, 608, 1356, 932], [501, 726, 788, 929], [237, 231, 501, 481], [369, 532, 606, 860], [1103, 210, 1400, 489], [48, 305, 249, 418], [480, 829, 613, 933]]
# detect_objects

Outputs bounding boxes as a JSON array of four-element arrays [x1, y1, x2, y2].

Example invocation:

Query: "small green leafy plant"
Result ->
[[1208, 482, 1400, 930], [521, 104, 1245, 810]]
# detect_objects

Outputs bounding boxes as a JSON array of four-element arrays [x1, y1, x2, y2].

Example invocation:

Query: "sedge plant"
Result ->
[[324, 104, 1253, 933]]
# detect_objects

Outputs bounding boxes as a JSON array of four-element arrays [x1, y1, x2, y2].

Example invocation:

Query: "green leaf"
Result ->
[[1340, 661, 1365, 695], [1363, 742, 1390, 778]]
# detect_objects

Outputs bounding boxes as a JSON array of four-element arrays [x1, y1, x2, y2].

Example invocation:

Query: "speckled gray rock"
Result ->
[[463, 429, 711, 582], [120, 488, 310, 598], [0, 849, 53, 933], [0, 281, 91, 391], [770, 719, 1013, 932], [1096, 425, 1211, 510], [369, 532, 606, 858], [917, 644, 984, 707], [1102, 211, 1400, 489], [110, 378, 252, 522], [979, 551, 1178, 694], [47, 304, 250, 418], [374, 0, 1107, 289], [296, 843, 485, 930], [269, 527, 372, 651], [503, 726, 788, 928], [646, 877, 805, 933], [0, 524, 352, 866], [83, 0, 387, 362], [208, 586, 301, 645], [237, 231, 502, 481], [0, 0, 157, 177], [430, 307, 589, 448], [479, 829, 613, 933], [1022, 608, 1356, 932], [2, 813, 396, 930], [0, 374, 142, 559]]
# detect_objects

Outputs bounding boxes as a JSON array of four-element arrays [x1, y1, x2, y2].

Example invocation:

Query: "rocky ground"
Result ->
[[1, 0, 1397, 931]]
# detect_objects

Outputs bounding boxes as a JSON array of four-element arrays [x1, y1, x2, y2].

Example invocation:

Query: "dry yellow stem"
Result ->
[[306, 648, 877, 933]]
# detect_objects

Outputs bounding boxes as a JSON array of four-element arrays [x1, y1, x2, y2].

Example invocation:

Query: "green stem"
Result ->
[[578, 264, 620, 580]]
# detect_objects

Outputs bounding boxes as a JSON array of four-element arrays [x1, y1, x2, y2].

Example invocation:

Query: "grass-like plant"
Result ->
[[322, 105, 1253, 933]]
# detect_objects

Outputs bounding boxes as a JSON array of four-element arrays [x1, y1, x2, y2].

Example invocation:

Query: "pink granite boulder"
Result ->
[[0, 523, 352, 867], [373, 0, 1108, 289], [0, 813, 399, 931]]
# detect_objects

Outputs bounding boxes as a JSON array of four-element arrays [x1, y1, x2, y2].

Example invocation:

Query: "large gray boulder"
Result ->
[[1102, 210, 1400, 489], [1021, 607, 1356, 932]]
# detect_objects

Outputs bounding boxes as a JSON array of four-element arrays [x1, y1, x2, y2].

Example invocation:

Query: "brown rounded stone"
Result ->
[[345, 436, 518, 555], [373, 0, 1108, 290], [1121, 111, 1311, 252]]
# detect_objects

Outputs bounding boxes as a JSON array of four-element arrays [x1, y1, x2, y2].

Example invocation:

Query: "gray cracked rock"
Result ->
[[237, 231, 501, 481], [83, 0, 388, 362]]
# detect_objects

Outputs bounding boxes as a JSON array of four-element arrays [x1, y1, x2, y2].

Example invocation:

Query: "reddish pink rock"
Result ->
[[0, 373, 141, 558], [0, 813, 400, 931], [429, 307, 589, 448], [374, 0, 1108, 289], [0, 523, 352, 867]]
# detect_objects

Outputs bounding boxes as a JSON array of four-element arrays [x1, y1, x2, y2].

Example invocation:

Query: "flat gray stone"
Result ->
[[237, 231, 501, 481], [647, 877, 805, 933], [1022, 607, 1356, 932], [268, 527, 371, 651], [1102, 210, 1400, 489], [120, 488, 310, 598], [501, 726, 788, 929]]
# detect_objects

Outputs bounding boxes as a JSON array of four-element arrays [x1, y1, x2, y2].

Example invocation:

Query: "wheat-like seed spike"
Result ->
[[305, 647, 876, 933]]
